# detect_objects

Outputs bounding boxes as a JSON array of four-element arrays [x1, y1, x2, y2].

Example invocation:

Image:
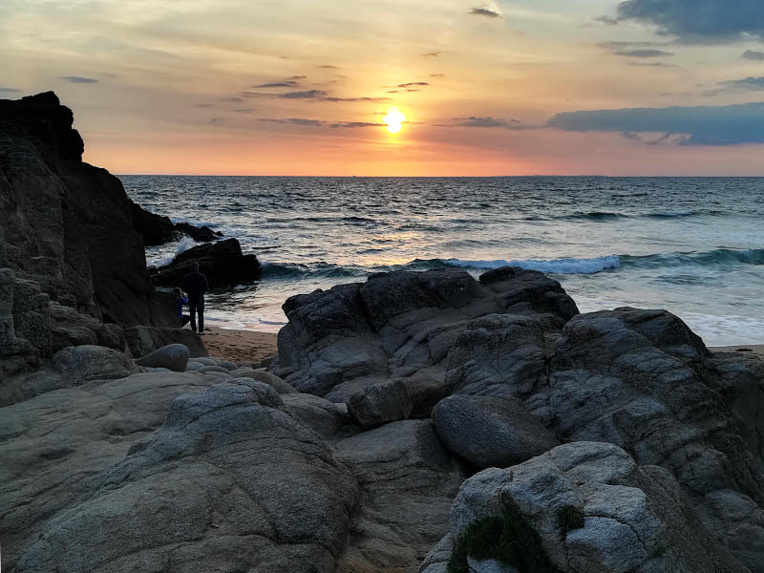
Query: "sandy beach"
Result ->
[[202, 327, 279, 364], [201, 325, 764, 364]]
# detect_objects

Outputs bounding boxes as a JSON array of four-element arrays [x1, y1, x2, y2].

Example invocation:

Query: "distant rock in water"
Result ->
[[130, 200, 222, 246], [151, 238, 261, 288]]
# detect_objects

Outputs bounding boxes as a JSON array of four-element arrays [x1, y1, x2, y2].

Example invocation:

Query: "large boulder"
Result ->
[[150, 238, 261, 288], [420, 442, 748, 573], [134, 343, 190, 372], [0, 370, 219, 569], [13, 382, 359, 573], [1, 345, 138, 405], [274, 268, 578, 398], [335, 420, 467, 572], [432, 395, 560, 469]]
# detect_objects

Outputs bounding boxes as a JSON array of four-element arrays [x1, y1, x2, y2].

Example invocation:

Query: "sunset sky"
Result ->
[[2, 0, 764, 175]]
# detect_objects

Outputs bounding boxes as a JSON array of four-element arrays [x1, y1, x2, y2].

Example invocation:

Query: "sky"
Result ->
[[2, 0, 764, 176]]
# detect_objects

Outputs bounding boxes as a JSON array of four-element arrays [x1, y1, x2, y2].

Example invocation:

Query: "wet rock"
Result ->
[[134, 343, 190, 372], [347, 379, 413, 428], [421, 442, 748, 573], [150, 238, 260, 288], [432, 395, 560, 469]]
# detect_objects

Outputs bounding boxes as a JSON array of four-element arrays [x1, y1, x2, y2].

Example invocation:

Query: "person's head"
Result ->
[[191, 262, 200, 272]]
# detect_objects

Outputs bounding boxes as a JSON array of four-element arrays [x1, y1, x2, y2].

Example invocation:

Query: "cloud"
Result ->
[[398, 82, 429, 88], [722, 76, 764, 91], [208, 117, 224, 124], [0, 87, 21, 94], [743, 50, 764, 61], [594, 15, 620, 25], [547, 102, 764, 145], [628, 62, 678, 67], [260, 118, 386, 129], [469, 7, 502, 18], [61, 76, 98, 84], [598, 42, 674, 58], [233, 108, 255, 113], [439, 116, 525, 128], [615, 48, 674, 58], [322, 96, 390, 102], [243, 89, 327, 99], [261, 118, 326, 126], [288, 75, 307, 80], [329, 121, 386, 128], [422, 51, 441, 58], [318, 65, 340, 69], [430, 73, 444, 78], [224, 97, 244, 103], [615, 0, 764, 43], [254, 81, 300, 88]]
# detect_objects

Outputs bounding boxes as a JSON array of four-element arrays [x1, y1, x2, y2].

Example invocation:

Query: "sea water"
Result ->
[[121, 176, 764, 346]]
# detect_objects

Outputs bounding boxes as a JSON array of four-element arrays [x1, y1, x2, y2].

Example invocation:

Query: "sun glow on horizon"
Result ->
[[384, 107, 406, 134]]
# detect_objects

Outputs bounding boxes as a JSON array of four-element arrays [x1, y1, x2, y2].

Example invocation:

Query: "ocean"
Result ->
[[121, 176, 764, 346]]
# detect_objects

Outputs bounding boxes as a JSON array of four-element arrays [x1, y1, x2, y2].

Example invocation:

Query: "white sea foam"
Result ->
[[445, 256, 621, 275]]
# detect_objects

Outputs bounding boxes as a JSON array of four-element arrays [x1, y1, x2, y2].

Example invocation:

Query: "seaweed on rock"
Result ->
[[448, 500, 560, 573]]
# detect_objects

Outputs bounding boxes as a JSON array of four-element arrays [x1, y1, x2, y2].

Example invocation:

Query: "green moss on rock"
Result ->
[[448, 500, 560, 573]]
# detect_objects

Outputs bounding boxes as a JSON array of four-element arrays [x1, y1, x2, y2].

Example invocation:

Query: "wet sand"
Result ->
[[203, 327, 279, 364], [710, 344, 764, 358]]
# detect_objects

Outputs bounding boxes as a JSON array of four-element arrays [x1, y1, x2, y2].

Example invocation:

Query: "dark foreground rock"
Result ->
[[150, 238, 261, 288], [130, 200, 222, 246], [12, 381, 359, 573], [124, 325, 207, 358], [420, 442, 747, 573]]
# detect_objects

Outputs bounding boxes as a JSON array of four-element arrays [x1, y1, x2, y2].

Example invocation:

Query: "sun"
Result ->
[[384, 107, 406, 134]]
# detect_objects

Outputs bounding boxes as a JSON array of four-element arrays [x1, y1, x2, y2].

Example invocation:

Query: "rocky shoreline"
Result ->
[[2, 92, 764, 573]]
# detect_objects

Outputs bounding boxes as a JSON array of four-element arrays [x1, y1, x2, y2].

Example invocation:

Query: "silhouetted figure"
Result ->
[[181, 262, 209, 334], [173, 287, 191, 327]]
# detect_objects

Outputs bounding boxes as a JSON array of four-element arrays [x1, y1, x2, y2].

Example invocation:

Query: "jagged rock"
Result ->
[[347, 379, 413, 428], [0, 92, 176, 327], [134, 344, 190, 372], [335, 420, 467, 572], [150, 238, 261, 288], [13, 381, 359, 573], [432, 395, 560, 469], [129, 200, 222, 246], [282, 392, 350, 439], [49, 301, 125, 352], [445, 313, 548, 399], [232, 368, 298, 394], [400, 371, 452, 418], [275, 268, 578, 398], [0, 370, 217, 569], [421, 442, 748, 573], [124, 325, 207, 358]]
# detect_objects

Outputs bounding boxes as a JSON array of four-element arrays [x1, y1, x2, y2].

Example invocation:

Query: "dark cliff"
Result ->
[[0, 91, 173, 327]]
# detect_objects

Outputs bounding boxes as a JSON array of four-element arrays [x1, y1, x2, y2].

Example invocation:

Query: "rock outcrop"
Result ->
[[0, 92, 173, 327], [150, 238, 261, 288], [12, 381, 359, 573], [274, 267, 578, 399]]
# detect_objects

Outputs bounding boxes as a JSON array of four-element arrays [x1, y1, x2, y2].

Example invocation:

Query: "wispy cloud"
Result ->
[[318, 65, 340, 69], [208, 117, 224, 124], [598, 42, 673, 58], [743, 50, 764, 61], [430, 73, 444, 78], [260, 118, 386, 129], [61, 76, 98, 84], [721, 77, 764, 91], [254, 81, 300, 88], [469, 6, 502, 19], [616, 49, 673, 58], [245, 90, 389, 103], [437, 116, 527, 128], [398, 82, 429, 88], [0, 87, 21, 94], [422, 51, 441, 58]]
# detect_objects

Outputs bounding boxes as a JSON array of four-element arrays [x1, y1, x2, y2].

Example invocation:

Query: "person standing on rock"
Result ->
[[181, 262, 209, 335]]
